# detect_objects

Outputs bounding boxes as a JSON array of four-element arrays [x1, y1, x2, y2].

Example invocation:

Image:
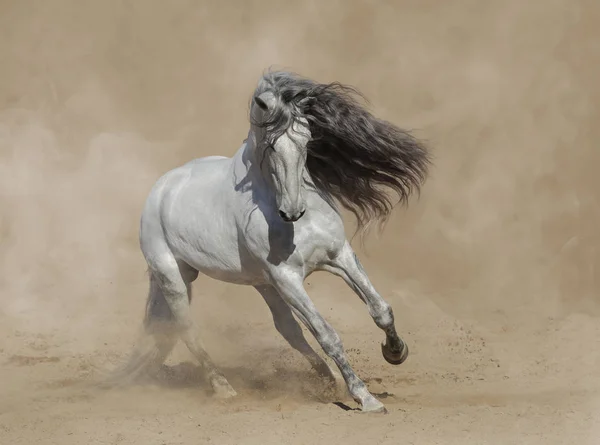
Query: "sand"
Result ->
[[0, 1, 599, 444]]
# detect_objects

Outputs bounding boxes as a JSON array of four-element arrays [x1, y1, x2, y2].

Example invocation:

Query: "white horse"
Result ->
[[114, 70, 430, 413]]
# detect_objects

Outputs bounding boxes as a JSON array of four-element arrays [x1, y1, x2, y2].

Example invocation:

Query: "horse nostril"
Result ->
[[279, 209, 305, 222], [278, 210, 291, 221]]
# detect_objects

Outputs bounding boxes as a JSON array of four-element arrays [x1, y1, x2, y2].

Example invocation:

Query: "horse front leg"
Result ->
[[322, 241, 409, 366], [254, 285, 338, 384], [268, 268, 387, 413]]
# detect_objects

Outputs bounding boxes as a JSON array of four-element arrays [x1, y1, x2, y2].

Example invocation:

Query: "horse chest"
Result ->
[[242, 209, 344, 274]]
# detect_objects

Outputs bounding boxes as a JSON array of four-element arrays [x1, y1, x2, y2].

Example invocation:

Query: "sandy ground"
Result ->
[[1, 1, 599, 444]]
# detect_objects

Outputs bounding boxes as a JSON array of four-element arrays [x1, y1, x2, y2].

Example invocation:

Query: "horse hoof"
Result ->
[[213, 384, 238, 399], [381, 340, 409, 365], [359, 405, 389, 415], [358, 397, 388, 414]]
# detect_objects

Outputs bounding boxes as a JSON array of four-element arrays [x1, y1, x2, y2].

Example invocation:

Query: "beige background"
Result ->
[[0, 1, 598, 444]]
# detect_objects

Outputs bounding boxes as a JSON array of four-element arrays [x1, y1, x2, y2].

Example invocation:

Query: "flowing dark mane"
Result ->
[[251, 70, 431, 234]]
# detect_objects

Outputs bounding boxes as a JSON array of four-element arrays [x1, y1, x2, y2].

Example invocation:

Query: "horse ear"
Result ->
[[255, 91, 277, 111], [297, 96, 316, 110]]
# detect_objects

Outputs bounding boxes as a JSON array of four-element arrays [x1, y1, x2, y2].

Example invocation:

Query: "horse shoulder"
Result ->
[[299, 203, 347, 261], [266, 196, 347, 276]]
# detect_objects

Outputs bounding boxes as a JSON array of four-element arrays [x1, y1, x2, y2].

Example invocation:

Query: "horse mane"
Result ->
[[251, 69, 431, 236]]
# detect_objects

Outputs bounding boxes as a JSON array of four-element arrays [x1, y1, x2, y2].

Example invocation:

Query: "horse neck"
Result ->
[[230, 129, 265, 191], [235, 129, 255, 172], [233, 129, 264, 181]]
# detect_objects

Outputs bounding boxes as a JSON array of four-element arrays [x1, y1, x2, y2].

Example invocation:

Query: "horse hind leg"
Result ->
[[151, 256, 237, 399]]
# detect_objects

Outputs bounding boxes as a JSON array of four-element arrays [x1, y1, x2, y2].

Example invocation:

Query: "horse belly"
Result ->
[[190, 258, 260, 285], [173, 236, 260, 285]]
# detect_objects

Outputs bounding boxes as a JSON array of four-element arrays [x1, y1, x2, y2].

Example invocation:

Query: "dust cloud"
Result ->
[[0, 1, 598, 444]]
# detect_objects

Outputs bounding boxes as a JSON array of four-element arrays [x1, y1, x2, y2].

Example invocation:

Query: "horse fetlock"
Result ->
[[373, 303, 394, 330]]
